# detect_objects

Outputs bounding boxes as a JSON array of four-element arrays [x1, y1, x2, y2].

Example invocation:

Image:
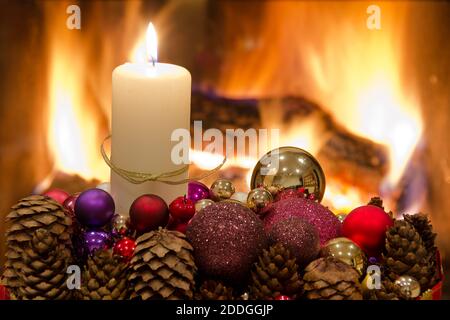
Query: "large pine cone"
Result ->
[[14, 229, 72, 299], [403, 213, 440, 289], [79, 249, 129, 300], [195, 279, 234, 300], [249, 243, 303, 299], [129, 228, 197, 300], [383, 219, 435, 289], [303, 257, 362, 300], [3, 195, 73, 300], [403, 213, 437, 253]]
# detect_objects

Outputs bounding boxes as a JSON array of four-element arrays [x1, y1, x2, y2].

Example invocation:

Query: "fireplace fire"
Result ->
[[0, 0, 449, 297]]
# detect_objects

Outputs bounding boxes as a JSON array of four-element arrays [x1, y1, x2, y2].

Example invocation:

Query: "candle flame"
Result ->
[[146, 22, 158, 63]]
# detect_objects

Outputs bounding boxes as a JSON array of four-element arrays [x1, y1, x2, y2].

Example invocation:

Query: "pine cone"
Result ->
[[3, 195, 73, 300], [365, 280, 401, 300], [195, 279, 234, 300], [367, 197, 384, 209], [79, 249, 130, 300], [383, 219, 435, 289], [367, 197, 394, 219], [403, 213, 440, 289], [16, 229, 72, 299], [129, 228, 197, 300], [303, 257, 362, 300], [403, 213, 436, 254], [249, 243, 303, 299]]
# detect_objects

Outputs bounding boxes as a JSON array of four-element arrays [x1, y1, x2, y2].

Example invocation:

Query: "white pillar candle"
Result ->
[[110, 23, 191, 215]]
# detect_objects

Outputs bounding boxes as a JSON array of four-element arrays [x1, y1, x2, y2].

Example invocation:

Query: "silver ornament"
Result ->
[[111, 214, 129, 235], [395, 275, 421, 299]]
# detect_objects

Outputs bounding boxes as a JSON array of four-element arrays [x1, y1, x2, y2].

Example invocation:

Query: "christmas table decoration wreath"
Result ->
[[0, 146, 444, 300]]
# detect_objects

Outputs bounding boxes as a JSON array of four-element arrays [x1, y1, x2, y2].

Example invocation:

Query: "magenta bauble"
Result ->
[[187, 181, 210, 203], [264, 197, 341, 245]]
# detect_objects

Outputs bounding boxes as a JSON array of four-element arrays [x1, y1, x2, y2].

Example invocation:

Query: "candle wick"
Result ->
[[151, 56, 156, 67]]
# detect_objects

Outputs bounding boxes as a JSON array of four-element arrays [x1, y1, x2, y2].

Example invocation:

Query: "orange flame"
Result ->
[[213, 1, 422, 211], [45, 2, 109, 182]]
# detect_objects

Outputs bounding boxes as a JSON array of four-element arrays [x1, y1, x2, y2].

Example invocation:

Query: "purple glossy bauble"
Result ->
[[187, 181, 210, 203], [83, 230, 110, 255], [75, 188, 115, 228]]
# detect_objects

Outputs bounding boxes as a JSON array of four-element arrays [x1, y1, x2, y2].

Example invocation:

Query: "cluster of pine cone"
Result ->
[[0, 195, 441, 300], [367, 213, 440, 300]]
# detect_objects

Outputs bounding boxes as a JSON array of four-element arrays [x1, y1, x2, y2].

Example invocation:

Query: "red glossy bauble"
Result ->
[[167, 215, 190, 234], [169, 196, 195, 222], [174, 221, 189, 234], [43, 188, 70, 205], [129, 194, 169, 234], [63, 193, 80, 216], [342, 205, 393, 257], [113, 237, 136, 262], [0, 285, 10, 300], [275, 295, 292, 300]]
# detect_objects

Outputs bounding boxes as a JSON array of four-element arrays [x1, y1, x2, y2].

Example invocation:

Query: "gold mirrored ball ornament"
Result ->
[[250, 147, 326, 202], [210, 179, 235, 201], [247, 188, 273, 214], [321, 237, 367, 276]]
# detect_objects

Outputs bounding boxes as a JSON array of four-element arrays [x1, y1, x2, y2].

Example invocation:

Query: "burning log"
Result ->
[[191, 91, 388, 193], [40, 172, 101, 195]]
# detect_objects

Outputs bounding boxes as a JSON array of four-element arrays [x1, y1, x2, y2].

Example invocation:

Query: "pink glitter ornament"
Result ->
[[264, 197, 341, 245], [274, 188, 302, 202], [268, 216, 320, 266], [186, 202, 267, 283]]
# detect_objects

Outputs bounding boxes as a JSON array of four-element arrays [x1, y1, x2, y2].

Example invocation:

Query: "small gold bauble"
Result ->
[[395, 275, 421, 299], [250, 146, 326, 202], [210, 179, 235, 201], [321, 237, 367, 275], [195, 199, 215, 212], [247, 188, 273, 214]]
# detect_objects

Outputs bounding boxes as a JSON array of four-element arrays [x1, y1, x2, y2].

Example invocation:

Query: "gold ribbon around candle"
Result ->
[[101, 135, 226, 185]]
